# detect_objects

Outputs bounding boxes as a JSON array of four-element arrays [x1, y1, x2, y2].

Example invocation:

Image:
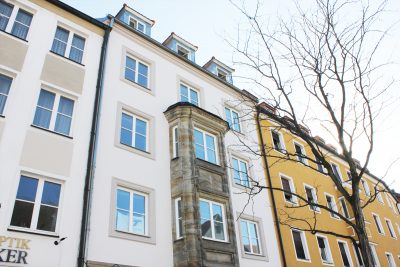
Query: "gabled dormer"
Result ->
[[116, 4, 155, 36], [162, 32, 197, 62], [203, 57, 234, 84]]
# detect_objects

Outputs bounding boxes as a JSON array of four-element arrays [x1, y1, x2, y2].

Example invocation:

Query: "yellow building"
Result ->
[[257, 104, 400, 267]]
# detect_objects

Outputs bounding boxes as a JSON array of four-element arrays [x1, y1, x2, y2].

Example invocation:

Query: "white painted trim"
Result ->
[[337, 239, 354, 267], [290, 229, 311, 263], [315, 234, 334, 266]]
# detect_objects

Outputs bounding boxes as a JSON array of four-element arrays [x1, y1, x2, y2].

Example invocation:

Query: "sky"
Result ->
[[62, 0, 400, 192]]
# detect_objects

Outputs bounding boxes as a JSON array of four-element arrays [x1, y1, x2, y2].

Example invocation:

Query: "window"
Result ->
[[326, 194, 339, 219], [231, 157, 250, 187], [177, 44, 189, 59], [372, 213, 384, 235], [51, 26, 85, 64], [291, 229, 310, 261], [175, 198, 183, 239], [116, 188, 147, 236], [339, 197, 350, 219], [172, 126, 179, 158], [338, 241, 353, 267], [294, 142, 307, 164], [199, 199, 226, 241], [33, 89, 75, 136], [129, 17, 145, 33], [304, 186, 319, 212], [361, 180, 371, 197], [120, 111, 148, 152], [385, 219, 397, 239], [376, 190, 384, 204], [281, 176, 296, 204], [271, 130, 285, 153], [194, 129, 218, 164], [353, 244, 364, 267], [369, 244, 380, 267], [124, 55, 149, 88], [216, 67, 227, 81], [397, 223, 400, 236], [386, 253, 397, 267], [346, 171, 354, 184], [225, 107, 241, 132], [316, 157, 325, 173], [180, 83, 199, 106], [240, 219, 261, 255], [0, 1, 33, 40], [0, 74, 12, 115], [316, 235, 333, 264], [331, 163, 342, 182], [10, 175, 61, 233]]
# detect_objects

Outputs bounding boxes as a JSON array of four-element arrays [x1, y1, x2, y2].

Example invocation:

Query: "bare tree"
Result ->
[[227, 0, 398, 266]]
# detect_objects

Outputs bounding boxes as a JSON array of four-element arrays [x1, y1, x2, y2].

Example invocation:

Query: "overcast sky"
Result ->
[[62, 0, 400, 192]]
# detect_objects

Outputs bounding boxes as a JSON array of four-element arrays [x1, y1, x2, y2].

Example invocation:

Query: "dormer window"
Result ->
[[177, 45, 189, 59], [129, 17, 145, 33], [217, 68, 228, 81]]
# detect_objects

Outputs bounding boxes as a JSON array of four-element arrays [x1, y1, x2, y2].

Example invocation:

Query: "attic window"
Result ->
[[129, 18, 145, 33], [177, 45, 189, 59], [217, 68, 228, 81]]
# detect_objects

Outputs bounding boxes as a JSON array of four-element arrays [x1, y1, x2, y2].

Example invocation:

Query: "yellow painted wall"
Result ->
[[259, 117, 400, 267]]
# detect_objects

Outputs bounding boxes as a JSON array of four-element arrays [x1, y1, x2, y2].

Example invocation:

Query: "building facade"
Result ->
[[0, 0, 108, 266], [258, 104, 400, 267]]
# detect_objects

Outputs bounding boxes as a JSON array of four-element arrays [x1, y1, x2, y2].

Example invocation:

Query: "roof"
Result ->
[[257, 104, 399, 203], [203, 56, 235, 72], [162, 32, 198, 51], [46, 0, 110, 30], [118, 3, 155, 26]]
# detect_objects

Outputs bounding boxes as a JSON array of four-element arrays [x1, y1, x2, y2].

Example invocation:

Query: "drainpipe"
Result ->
[[256, 106, 287, 267], [78, 18, 113, 267]]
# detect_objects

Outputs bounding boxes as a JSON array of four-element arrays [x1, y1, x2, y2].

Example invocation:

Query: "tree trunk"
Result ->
[[351, 189, 374, 267]]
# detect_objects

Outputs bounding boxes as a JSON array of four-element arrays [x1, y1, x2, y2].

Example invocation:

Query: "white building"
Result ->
[[0, 0, 108, 266]]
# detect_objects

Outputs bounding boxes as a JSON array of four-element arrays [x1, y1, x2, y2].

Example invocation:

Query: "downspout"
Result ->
[[256, 107, 287, 267], [78, 18, 113, 267]]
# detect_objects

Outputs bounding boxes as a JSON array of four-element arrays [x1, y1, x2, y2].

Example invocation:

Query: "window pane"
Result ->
[[232, 110, 240, 131], [190, 89, 198, 106], [116, 209, 129, 231], [194, 130, 205, 160], [135, 134, 146, 151], [137, 62, 148, 87], [214, 221, 225, 240], [132, 214, 145, 234], [225, 108, 232, 128], [16, 176, 38, 201], [69, 34, 85, 63], [135, 118, 147, 135], [0, 1, 13, 31], [55, 96, 74, 135], [232, 158, 241, 184], [117, 189, 130, 210], [36, 205, 58, 232], [137, 23, 145, 32], [41, 182, 61, 206], [200, 201, 212, 238], [51, 27, 69, 56], [126, 57, 136, 69], [293, 231, 307, 260], [133, 194, 145, 214], [33, 90, 55, 129], [10, 200, 34, 228], [11, 9, 32, 40], [121, 113, 133, 130], [180, 84, 189, 102], [135, 119, 147, 151], [205, 134, 216, 163], [248, 223, 258, 239], [125, 68, 135, 82], [212, 204, 223, 222], [239, 161, 249, 186], [339, 243, 350, 267], [0, 74, 12, 114]]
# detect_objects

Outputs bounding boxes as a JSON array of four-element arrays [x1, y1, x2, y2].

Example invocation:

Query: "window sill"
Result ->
[[0, 29, 28, 43], [8, 227, 59, 238], [49, 51, 85, 67], [122, 77, 153, 96], [116, 142, 154, 160], [202, 237, 229, 243], [296, 258, 311, 263], [31, 124, 73, 139], [0, 114, 4, 118], [110, 229, 155, 244], [321, 261, 334, 266], [242, 252, 268, 262]]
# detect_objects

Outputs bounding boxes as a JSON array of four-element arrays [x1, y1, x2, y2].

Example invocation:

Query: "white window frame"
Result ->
[[315, 234, 334, 265], [179, 82, 200, 106], [199, 198, 227, 242], [280, 174, 297, 204], [194, 128, 219, 165], [361, 179, 371, 197], [384, 218, 397, 239], [291, 229, 311, 262], [352, 243, 364, 267], [0, 72, 13, 116], [339, 197, 351, 219], [231, 156, 250, 188], [51, 26, 86, 64], [325, 193, 340, 219], [376, 189, 384, 204], [9, 173, 63, 235], [372, 213, 385, 235], [386, 252, 397, 267], [240, 219, 262, 256], [337, 240, 354, 267], [176, 44, 190, 59], [396, 223, 400, 236], [294, 141, 308, 165], [172, 125, 179, 158], [175, 197, 183, 240], [32, 88, 75, 137], [304, 184, 320, 212], [369, 244, 381, 267], [271, 130, 286, 154], [124, 54, 150, 89], [216, 67, 228, 81], [129, 17, 145, 33], [330, 162, 343, 182], [225, 107, 241, 132], [120, 110, 149, 152], [0, 1, 33, 40]]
